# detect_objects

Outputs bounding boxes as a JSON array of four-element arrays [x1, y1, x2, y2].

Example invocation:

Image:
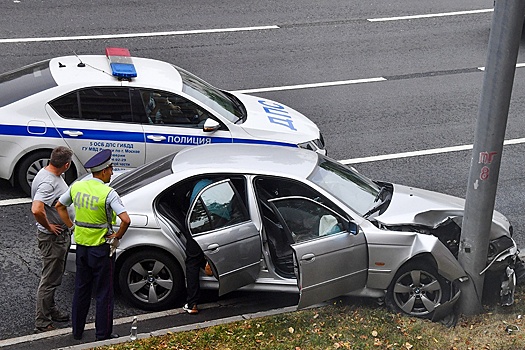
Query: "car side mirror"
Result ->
[[203, 118, 220, 132], [343, 220, 359, 235]]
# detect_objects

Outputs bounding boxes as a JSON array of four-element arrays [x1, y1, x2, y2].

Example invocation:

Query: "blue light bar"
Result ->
[[106, 47, 137, 79]]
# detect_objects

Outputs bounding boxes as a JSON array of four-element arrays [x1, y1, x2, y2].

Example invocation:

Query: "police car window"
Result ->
[[0, 60, 56, 108], [188, 181, 249, 235], [176, 66, 246, 123], [50, 87, 139, 123], [138, 89, 212, 128]]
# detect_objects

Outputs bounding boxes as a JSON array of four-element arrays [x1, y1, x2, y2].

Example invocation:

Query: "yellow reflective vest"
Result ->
[[71, 179, 116, 246]]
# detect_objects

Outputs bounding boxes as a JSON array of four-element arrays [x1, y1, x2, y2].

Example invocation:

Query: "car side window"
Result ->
[[188, 180, 249, 235], [138, 89, 213, 128], [270, 197, 347, 243], [50, 87, 139, 123]]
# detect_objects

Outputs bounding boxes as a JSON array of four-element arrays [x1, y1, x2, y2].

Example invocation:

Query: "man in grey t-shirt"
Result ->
[[31, 146, 74, 333]]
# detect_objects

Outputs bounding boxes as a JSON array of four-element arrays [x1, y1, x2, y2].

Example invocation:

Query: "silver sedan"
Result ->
[[66, 144, 520, 320]]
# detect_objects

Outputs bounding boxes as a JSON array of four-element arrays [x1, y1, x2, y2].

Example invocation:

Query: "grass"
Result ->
[[96, 285, 525, 350]]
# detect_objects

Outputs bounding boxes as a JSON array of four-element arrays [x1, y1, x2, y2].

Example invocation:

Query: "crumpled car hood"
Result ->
[[375, 184, 511, 239]]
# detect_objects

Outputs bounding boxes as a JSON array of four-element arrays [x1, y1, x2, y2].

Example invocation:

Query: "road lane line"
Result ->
[[478, 62, 525, 71], [0, 25, 280, 43], [367, 9, 494, 22], [233, 77, 386, 94], [0, 198, 31, 206], [340, 137, 525, 165]]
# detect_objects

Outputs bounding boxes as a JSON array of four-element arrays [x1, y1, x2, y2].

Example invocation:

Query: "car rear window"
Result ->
[[0, 60, 56, 107]]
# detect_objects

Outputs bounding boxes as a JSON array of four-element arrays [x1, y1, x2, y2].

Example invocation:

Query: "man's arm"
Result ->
[[107, 212, 131, 240], [55, 201, 74, 230], [32, 200, 63, 235]]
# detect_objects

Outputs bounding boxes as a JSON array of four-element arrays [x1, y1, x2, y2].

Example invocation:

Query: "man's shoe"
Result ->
[[34, 324, 55, 333], [73, 333, 82, 340], [96, 333, 119, 341], [51, 310, 70, 322], [183, 303, 199, 314]]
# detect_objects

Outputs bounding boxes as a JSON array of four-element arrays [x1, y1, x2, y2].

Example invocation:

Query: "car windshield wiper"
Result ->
[[373, 185, 387, 203], [363, 186, 391, 218]]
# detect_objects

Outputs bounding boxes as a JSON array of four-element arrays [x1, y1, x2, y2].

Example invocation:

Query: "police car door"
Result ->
[[134, 89, 233, 162], [46, 87, 146, 168], [186, 179, 261, 296], [269, 197, 368, 309]]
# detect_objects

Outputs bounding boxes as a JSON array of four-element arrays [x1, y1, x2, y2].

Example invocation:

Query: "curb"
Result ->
[[0, 302, 298, 350], [57, 305, 298, 350]]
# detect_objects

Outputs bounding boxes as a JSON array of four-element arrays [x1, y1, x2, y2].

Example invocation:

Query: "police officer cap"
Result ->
[[84, 149, 112, 172]]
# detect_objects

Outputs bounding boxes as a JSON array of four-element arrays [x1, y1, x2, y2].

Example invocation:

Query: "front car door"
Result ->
[[269, 196, 368, 308], [187, 179, 261, 295], [132, 88, 233, 162]]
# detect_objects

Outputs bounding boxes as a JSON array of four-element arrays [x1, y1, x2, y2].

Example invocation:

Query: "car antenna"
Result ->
[[64, 41, 85, 67]]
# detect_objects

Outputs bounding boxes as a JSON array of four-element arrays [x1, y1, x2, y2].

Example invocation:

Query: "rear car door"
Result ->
[[270, 197, 368, 308], [46, 86, 146, 168], [187, 179, 261, 296]]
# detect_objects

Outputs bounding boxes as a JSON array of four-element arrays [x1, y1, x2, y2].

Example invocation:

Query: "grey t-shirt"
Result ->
[[31, 168, 73, 234]]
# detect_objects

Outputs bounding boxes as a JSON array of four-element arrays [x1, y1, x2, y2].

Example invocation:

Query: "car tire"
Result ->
[[386, 261, 450, 319], [118, 250, 185, 311], [17, 150, 77, 196]]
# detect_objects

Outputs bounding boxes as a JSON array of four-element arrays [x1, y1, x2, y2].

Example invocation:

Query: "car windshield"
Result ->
[[175, 66, 246, 123], [308, 156, 381, 216], [0, 60, 56, 107], [111, 153, 176, 197]]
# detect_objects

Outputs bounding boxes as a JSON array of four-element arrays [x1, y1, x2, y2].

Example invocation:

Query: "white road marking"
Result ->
[[233, 77, 386, 94], [0, 198, 31, 206], [367, 9, 494, 22], [478, 62, 525, 71], [339, 137, 525, 165], [0, 25, 280, 43]]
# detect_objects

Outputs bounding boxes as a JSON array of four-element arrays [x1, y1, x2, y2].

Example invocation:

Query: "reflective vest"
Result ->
[[71, 179, 116, 246]]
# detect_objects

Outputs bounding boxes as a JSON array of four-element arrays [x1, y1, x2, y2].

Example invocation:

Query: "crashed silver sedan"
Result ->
[[66, 144, 520, 320]]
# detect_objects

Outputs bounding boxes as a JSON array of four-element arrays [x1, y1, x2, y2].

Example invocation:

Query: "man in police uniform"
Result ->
[[56, 149, 130, 341]]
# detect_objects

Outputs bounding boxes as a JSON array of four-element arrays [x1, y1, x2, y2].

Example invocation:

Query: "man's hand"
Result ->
[[48, 223, 64, 236]]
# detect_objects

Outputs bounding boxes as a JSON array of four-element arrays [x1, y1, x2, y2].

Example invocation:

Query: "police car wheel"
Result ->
[[17, 151, 51, 196], [17, 150, 77, 196], [119, 250, 185, 311]]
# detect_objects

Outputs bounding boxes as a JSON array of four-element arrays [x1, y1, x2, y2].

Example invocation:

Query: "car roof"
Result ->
[[48, 54, 183, 91], [171, 144, 320, 178]]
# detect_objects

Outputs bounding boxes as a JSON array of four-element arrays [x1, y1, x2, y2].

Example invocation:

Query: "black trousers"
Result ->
[[185, 250, 206, 307], [72, 244, 115, 340]]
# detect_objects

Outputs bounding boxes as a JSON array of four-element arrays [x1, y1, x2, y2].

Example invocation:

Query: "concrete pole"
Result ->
[[458, 0, 525, 315]]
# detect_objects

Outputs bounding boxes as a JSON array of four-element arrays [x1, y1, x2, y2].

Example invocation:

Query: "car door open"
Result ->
[[269, 196, 369, 309], [187, 179, 261, 296]]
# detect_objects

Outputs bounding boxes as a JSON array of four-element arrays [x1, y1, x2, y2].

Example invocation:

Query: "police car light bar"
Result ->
[[105, 47, 137, 79]]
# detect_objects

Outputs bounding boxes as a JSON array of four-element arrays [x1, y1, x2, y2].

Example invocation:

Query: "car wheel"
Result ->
[[386, 261, 450, 318], [118, 250, 185, 311], [17, 151, 51, 196], [17, 150, 77, 196]]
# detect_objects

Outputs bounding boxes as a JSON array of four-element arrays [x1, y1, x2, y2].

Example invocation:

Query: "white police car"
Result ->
[[0, 48, 325, 195]]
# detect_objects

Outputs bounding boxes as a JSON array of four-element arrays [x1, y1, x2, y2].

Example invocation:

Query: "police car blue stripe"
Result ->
[[0, 124, 297, 148], [0, 124, 61, 138], [59, 128, 145, 142]]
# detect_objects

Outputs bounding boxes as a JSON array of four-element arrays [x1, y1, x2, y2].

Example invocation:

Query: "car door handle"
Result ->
[[207, 243, 219, 252], [301, 253, 315, 262], [147, 135, 166, 142], [63, 130, 84, 137]]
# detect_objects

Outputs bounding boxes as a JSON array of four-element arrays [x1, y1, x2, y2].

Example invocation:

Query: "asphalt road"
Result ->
[[3, 0, 525, 345]]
